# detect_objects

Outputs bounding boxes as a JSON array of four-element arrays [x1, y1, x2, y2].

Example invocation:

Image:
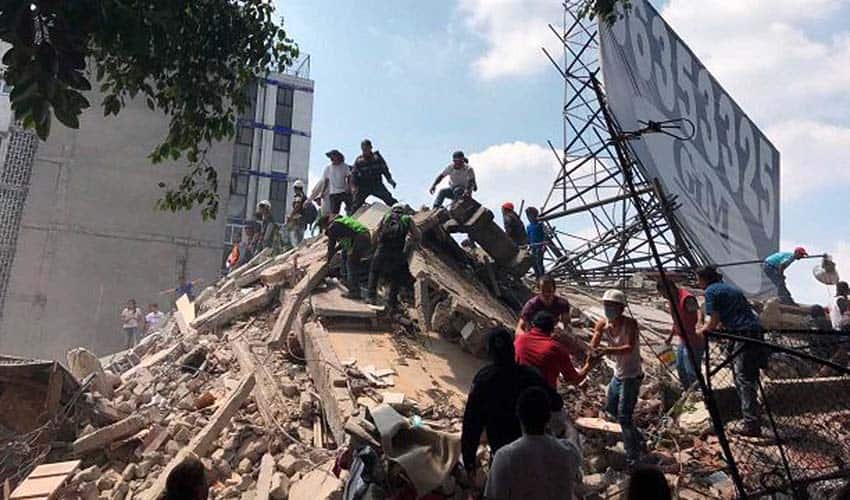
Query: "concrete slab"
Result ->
[[311, 283, 377, 320], [324, 328, 484, 409]]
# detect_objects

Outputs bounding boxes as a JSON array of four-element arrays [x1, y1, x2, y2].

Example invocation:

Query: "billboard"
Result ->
[[599, 0, 780, 296]]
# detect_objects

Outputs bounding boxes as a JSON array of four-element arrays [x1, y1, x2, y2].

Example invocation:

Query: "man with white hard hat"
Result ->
[[589, 289, 646, 467]]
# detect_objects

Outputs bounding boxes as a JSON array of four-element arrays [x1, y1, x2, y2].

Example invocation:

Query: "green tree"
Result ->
[[0, 0, 298, 219]]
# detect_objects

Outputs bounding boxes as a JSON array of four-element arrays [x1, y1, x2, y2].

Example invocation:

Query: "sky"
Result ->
[[278, 0, 850, 305]]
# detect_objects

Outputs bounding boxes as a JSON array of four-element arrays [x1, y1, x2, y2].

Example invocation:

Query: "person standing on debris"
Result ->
[[484, 386, 582, 500], [830, 281, 850, 331], [256, 199, 282, 253], [165, 456, 208, 500], [462, 328, 564, 478], [120, 299, 144, 349], [366, 203, 421, 309], [589, 289, 646, 467], [516, 275, 587, 358], [286, 180, 309, 247], [429, 151, 477, 208], [658, 279, 705, 390], [695, 265, 766, 437], [501, 202, 528, 247], [238, 223, 257, 266], [319, 214, 372, 299], [317, 149, 353, 215], [145, 303, 166, 335], [350, 139, 398, 212], [515, 310, 593, 390], [525, 206, 547, 278], [763, 247, 807, 305]]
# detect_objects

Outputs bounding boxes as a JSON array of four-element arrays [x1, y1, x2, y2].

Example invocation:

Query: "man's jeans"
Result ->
[[432, 186, 465, 208], [732, 341, 763, 430], [367, 249, 406, 307], [605, 375, 644, 462], [289, 226, 305, 247], [676, 343, 705, 389], [329, 192, 352, 215], [353, 183, 397, 213], [764, 263, 794, 304], [531, 245, 545, 278], [124, 327, 138, 350]]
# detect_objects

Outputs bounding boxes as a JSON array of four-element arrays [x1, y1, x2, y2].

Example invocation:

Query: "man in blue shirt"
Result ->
[[763, 247, 807, 305], [696, 265, 765, 437], [525, 206, 546, 279]]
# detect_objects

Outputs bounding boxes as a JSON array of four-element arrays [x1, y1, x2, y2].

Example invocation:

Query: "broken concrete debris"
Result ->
[[2, 202, 806, 499]]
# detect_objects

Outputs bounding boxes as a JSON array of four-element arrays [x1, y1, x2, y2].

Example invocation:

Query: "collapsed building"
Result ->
[[0, 200, 847, 500]]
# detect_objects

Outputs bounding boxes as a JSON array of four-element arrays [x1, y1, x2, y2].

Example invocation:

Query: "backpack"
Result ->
[[301, 200, 318, 226], [379, 212, 408, 246]]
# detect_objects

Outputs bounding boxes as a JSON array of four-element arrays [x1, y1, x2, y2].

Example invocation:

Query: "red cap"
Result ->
[[794, 246, 808, 258], [501, 202, 514, 211]]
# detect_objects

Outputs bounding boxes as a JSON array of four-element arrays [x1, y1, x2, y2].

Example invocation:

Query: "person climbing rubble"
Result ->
[[763, 246, 807, 305], [461, 328, 564, 482], [515, 310, 593, 391], [256, 200, 282, 253], [695, 265, 766, 437], [501, 201, 528, 247], [286, 180, 309, 247], [429, 150, 477, 208], [366, 203, 421, 309], [589, 289, 646, 468], [351, 139, 398, 212], [316, 149, 353, 216], [830, 281, 850, 331], [657, 278, 705, 390], [483, 387, 581, 500], [525, 206, 547, 278], [516, 275, 587, 358], [319, 213, 372, 299]]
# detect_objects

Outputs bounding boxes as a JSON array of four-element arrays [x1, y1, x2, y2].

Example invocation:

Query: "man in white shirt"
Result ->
[[484, 387, 581, 500], [429, 151, 477, 208], [145, 303, 166, 335], [317, 149, 353, 215]]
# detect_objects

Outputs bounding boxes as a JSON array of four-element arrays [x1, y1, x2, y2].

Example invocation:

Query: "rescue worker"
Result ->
[[763, 246, 807, 305], [516, 275, 587, 359], [695, 266, 765, 437], [317, 149, 353, 215], [501, 201, 528, 247], [350, 139, 398, 212], [590, 289, 645, 467], [319, 214, 372, 299], [256, 200, 281, 253], [658, 279, 705, 390], [286, 180, 308, 247], [366, 203, 421, 309], [429, 151, 477, 208], [526, 206, 547, 278]]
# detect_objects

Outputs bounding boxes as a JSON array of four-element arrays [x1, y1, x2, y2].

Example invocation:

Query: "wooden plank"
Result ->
[[575, 417, 622, 435], [73, 415, 147, 455], [268, 260, 328, 349], [140, 373, 255, 500], [254, 453, 275, 500], [11, 460, 80, 500], [231, 340, 278, 429], [191, 286, 277, 333], [27, 461, 81, 479]]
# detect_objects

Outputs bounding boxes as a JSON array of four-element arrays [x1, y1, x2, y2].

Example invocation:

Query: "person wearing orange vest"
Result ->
[[658, 279, 705, 390]]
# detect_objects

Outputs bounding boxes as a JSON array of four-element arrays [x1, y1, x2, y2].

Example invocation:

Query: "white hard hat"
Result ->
[[257, 200, 271, 210], [392, 202, 406, 211], [293, 179, 304, 189], [602, 289, 627, 306]]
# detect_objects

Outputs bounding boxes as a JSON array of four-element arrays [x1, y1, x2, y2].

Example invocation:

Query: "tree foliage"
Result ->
[[579, 0, 632, 24], [0, 0, 298, 219]]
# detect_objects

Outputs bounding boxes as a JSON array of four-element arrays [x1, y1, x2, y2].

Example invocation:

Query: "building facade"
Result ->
[[225, 66, 314, 250], [0, 57, 314, 362]]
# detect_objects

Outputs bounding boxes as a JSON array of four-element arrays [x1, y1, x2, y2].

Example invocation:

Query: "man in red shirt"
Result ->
[[515, 310, 593, 390], [657, 279, 705, 390], [516, 275, 587, 359]]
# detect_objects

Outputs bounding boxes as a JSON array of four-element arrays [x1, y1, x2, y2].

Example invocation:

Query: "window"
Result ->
[[239, 81, 258, 120], [232, 144, 251, 170], [230, 173, 249, 196], [269, 179, 288, 222], [236, 126, 254, 145], [275, 88, 294, 127], [273, 132, 291, 152]]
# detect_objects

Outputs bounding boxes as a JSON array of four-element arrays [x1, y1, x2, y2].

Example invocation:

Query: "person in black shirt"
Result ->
[[461, 327, 563, 475], [350, 139, 398, 212], [501, 201, 528, 247]]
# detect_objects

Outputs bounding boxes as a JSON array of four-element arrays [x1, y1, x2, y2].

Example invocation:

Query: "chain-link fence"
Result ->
[[703, 331, 850, 498]]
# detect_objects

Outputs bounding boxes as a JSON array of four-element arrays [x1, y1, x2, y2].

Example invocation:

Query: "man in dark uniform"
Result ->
[[350, 139, 398, 212], [366, 203, 421, 309]]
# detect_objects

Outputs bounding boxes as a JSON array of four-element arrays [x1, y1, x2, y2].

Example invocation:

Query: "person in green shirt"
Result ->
[[367, 203, 421, 309], [319, 214, 372, 299]]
